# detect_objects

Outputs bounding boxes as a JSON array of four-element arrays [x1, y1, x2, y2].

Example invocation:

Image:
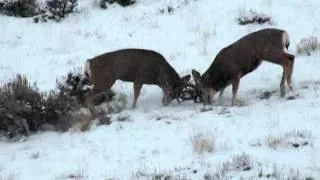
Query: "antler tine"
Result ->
[[175, 81, 199, 103], [177, 86, 199, 103], [185, 82, 196, 89]]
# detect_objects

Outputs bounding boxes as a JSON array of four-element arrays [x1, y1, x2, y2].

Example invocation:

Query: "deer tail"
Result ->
[[84, 60, 91, 80], [282, 31, 290, 50]]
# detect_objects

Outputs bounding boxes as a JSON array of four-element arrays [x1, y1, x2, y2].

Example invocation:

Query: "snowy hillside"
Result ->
[[1, 0, 320, 179]]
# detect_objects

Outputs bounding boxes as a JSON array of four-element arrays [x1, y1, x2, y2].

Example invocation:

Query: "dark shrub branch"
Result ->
[[98, 0, 135, 9], [0, 0, 41, 17]]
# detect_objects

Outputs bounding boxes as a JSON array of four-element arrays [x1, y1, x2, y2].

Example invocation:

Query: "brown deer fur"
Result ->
[[84, 48, 190, 118], [192, 28, 295, 105]]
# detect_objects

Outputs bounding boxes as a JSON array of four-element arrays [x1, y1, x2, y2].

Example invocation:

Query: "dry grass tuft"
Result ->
[[265, 130, 312, 149], [190, 131, 215, 154], [296, 36, 320, 55], [266, 135, 284, 149], [131, 168, 187, 180], [204, 152, 254, 179]]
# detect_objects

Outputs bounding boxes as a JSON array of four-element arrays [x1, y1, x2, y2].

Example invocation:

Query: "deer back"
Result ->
[[201, 28, 287, 90], [86, 49, 184, 90]]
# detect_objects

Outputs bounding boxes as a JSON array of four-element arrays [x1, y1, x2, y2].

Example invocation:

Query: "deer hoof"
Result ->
[[280, 90, 286, 97], [232, 99, 246, 107]]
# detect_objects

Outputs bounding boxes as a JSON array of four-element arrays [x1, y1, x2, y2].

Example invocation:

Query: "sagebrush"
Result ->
[[98, 0, 135, 9], [0, 74, 79, 138], [204, 153, 253, 179], [0, 67, 126, 139], [0, 0, 41, 17], [237, 9, 271, 25], [34, 0, 78, 22]]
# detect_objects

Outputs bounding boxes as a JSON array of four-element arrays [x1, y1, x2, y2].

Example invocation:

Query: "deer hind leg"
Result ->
[[86, 87, 106, 118], [278, 53, 294, 97], [280, 65, 290, 97], [132, 81, 143, 108], [286, 54, 295, 91], [81, 87, 106, 131], [86, 79, 116, 118]]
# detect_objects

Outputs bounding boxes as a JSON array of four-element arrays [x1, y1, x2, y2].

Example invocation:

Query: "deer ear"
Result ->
[[191, 69, 201, 84], [181, 75, 191, 84]]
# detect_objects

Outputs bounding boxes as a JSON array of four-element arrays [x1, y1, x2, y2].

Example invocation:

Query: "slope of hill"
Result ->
[[1, 0, 320, 179]]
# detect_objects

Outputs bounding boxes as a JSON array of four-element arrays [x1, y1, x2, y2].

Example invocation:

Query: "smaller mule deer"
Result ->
[[84, 48, 191, 117], [192, 28, 295, 105]]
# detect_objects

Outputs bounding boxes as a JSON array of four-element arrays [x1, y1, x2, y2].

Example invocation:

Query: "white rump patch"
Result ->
[[282, 31, 290, 52], [84, 60, 91, 78]]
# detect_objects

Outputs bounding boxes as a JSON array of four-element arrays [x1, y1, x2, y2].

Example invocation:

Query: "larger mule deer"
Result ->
[[192, 28, 295, 105], [84, 48, 191, 117]]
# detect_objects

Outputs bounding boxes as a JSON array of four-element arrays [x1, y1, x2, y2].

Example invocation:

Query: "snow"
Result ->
[[1, 0, 320, 179]]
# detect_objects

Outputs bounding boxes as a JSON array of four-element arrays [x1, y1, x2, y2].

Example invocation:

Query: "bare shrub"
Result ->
[[195, 24, 216, 56], [98, 0, 135, 9], [259, 164, 315, 180], [200, 30, 211, 55], [132, 168, 187, 180], [0, 74, 43, 138], [230, 153, 253, 171], [33, 0, 78, 23], [95, 92, 127, 115], [56, 69, 91, 106], [190, 131, 215, 154], [0, 74, 85, 139], [56, 68, 116, 106], [0, 0, 78, 22], [56, 68, 127, 128], [265, 130, 312, 149], [284, 130, 311, 148], [266, 135, 284, 149], [205, 153, 254, 179], [206, 159, 315, 180], [159, 6, 174, 15], [0, 0, 41, 17], [0, 70, 126, 138], [237, 9, 271, 25], [296, 36, 320, 55], [58, 167, 88, 180], [29, 152, 40, 159]]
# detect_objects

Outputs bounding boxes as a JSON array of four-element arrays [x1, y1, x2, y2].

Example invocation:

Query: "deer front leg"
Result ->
[[133, 82, 143, 108], [232, 75, 240, 106], [219, 87, 225, 99]]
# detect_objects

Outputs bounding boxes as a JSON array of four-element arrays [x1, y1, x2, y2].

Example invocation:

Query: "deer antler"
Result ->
[[176, 83, 199, 103]]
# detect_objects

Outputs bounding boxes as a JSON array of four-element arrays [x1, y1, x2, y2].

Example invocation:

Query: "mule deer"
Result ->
[[84, 48, 191, 117], [192, 28, 295, 105]]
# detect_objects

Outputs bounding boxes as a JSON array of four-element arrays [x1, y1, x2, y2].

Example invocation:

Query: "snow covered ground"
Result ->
[[1, 0, 320, 179]]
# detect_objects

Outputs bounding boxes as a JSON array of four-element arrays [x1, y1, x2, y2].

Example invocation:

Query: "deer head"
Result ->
[[191, 70, 217, 104], [162, 74, 192, 105]]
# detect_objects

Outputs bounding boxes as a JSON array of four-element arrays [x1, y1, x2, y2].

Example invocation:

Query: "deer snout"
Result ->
[[199, 88, 216, 105], [162, 91, 175, 106], [204, 94, 212, 104], [162, 97, 170, 106]]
